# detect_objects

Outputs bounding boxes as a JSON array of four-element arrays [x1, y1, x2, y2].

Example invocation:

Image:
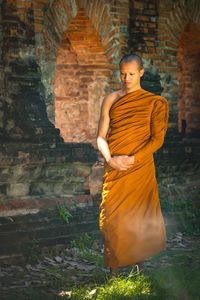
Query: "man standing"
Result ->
[[96, 54, 169, 276]]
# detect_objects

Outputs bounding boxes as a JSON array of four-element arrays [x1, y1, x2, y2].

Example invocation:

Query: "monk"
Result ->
[[96, 53, 169, 276]]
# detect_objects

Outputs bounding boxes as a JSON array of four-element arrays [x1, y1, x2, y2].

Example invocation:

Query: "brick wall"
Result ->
[[0, 0, 98, 209], [129, 0, 200, 137], [34, 0, 129, 141], [0, 0, 61, 142], [54, 9, 110, 144], [1, 0, 200, 139], [0, 0, 130, 215], [0, 0, 4, 140], [177, 23, 200, 136]]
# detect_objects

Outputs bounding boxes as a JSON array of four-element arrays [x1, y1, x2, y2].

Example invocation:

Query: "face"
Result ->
[[120, 60, 144, 90]]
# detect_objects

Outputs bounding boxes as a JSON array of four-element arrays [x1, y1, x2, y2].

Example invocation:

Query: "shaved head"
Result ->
[[119, 54, 144, 70]]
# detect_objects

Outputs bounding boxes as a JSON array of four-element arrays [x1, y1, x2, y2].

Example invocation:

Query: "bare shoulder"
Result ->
[[102, 89, 124, 110]]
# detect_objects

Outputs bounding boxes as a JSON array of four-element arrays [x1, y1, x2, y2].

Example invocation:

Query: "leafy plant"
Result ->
[[57, 204, 73, 223], [70, 233, 93, 251]]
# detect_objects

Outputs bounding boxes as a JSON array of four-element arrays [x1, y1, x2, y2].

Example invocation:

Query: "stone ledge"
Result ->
[[0, 142, 98, 165], [0, 195, 97, 217]]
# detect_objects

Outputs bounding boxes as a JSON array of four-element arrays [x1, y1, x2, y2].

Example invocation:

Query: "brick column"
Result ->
[[177, 23, 200, 137], [128, 0, 163, 95], [1, 0, 62, 142], [0, 0, 5, 140]]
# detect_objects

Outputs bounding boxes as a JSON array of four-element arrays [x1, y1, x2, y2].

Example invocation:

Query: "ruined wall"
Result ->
[[33, 0, 130, 143], [54, 9, 110, 144], [129, 0, 200, 137], [0, 1, 129, 260], [177, 23, 200, 136], [0, 0, 98, 217], [0, 0, 4, 140], [0, 0, 62, 142]]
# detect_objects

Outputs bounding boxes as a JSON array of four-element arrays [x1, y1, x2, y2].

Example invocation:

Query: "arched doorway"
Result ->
[[53, 9, 111, 144], [177, 23, 200, 137]]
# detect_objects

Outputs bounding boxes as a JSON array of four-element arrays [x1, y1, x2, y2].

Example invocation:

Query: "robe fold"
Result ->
[[99, 88, 169, 268]]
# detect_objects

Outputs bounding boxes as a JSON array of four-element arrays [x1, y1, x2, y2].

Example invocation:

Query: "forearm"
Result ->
[[134, 135, 164, 163], [133, 97, 169, 163], [96, 136, 112, 163]]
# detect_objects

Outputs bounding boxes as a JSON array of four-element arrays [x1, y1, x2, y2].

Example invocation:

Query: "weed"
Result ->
[[70, 233, 93, 250], [57, 204, 73, 223]]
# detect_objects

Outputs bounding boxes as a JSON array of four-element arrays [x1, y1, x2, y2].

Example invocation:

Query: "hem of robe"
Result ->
[[103, 242, 167, 269]]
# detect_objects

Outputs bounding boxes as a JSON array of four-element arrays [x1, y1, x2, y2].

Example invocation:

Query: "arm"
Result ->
[[96, 94, 112, 163], [133, 97, 169, 163], [96, 93, 135, 170]]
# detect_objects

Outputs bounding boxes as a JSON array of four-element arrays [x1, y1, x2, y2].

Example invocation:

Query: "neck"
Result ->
[[123, 85, 142, 94]]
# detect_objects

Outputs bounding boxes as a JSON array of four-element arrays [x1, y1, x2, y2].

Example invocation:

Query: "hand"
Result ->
[[107, 155, 135, 171]]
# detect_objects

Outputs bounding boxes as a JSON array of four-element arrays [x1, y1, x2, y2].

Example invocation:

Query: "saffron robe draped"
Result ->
[[99, 88, 169, 268]]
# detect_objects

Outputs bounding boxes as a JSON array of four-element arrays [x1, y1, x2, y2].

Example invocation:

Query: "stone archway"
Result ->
[[177, 23, 200, 137], [34, 0, 129, 132], [156, 0, 200, 135], [53, 9, 110, 144], [31, 0, 129, 196]]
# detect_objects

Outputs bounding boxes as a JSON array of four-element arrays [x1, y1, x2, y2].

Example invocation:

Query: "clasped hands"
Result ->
[[107, 155, 135, 171]]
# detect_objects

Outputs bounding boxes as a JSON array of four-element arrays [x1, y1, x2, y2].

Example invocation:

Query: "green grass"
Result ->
[[94, 274, 152, 300], [56, 265, 200, 300], [148, 266, 200, 300], [56, 270, 153, 300]]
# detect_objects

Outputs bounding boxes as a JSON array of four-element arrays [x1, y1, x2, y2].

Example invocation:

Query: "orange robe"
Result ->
[[99, 88, 169, 268]]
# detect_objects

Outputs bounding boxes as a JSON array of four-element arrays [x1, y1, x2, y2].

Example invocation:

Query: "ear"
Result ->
[[140, 68, 144, 77]]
